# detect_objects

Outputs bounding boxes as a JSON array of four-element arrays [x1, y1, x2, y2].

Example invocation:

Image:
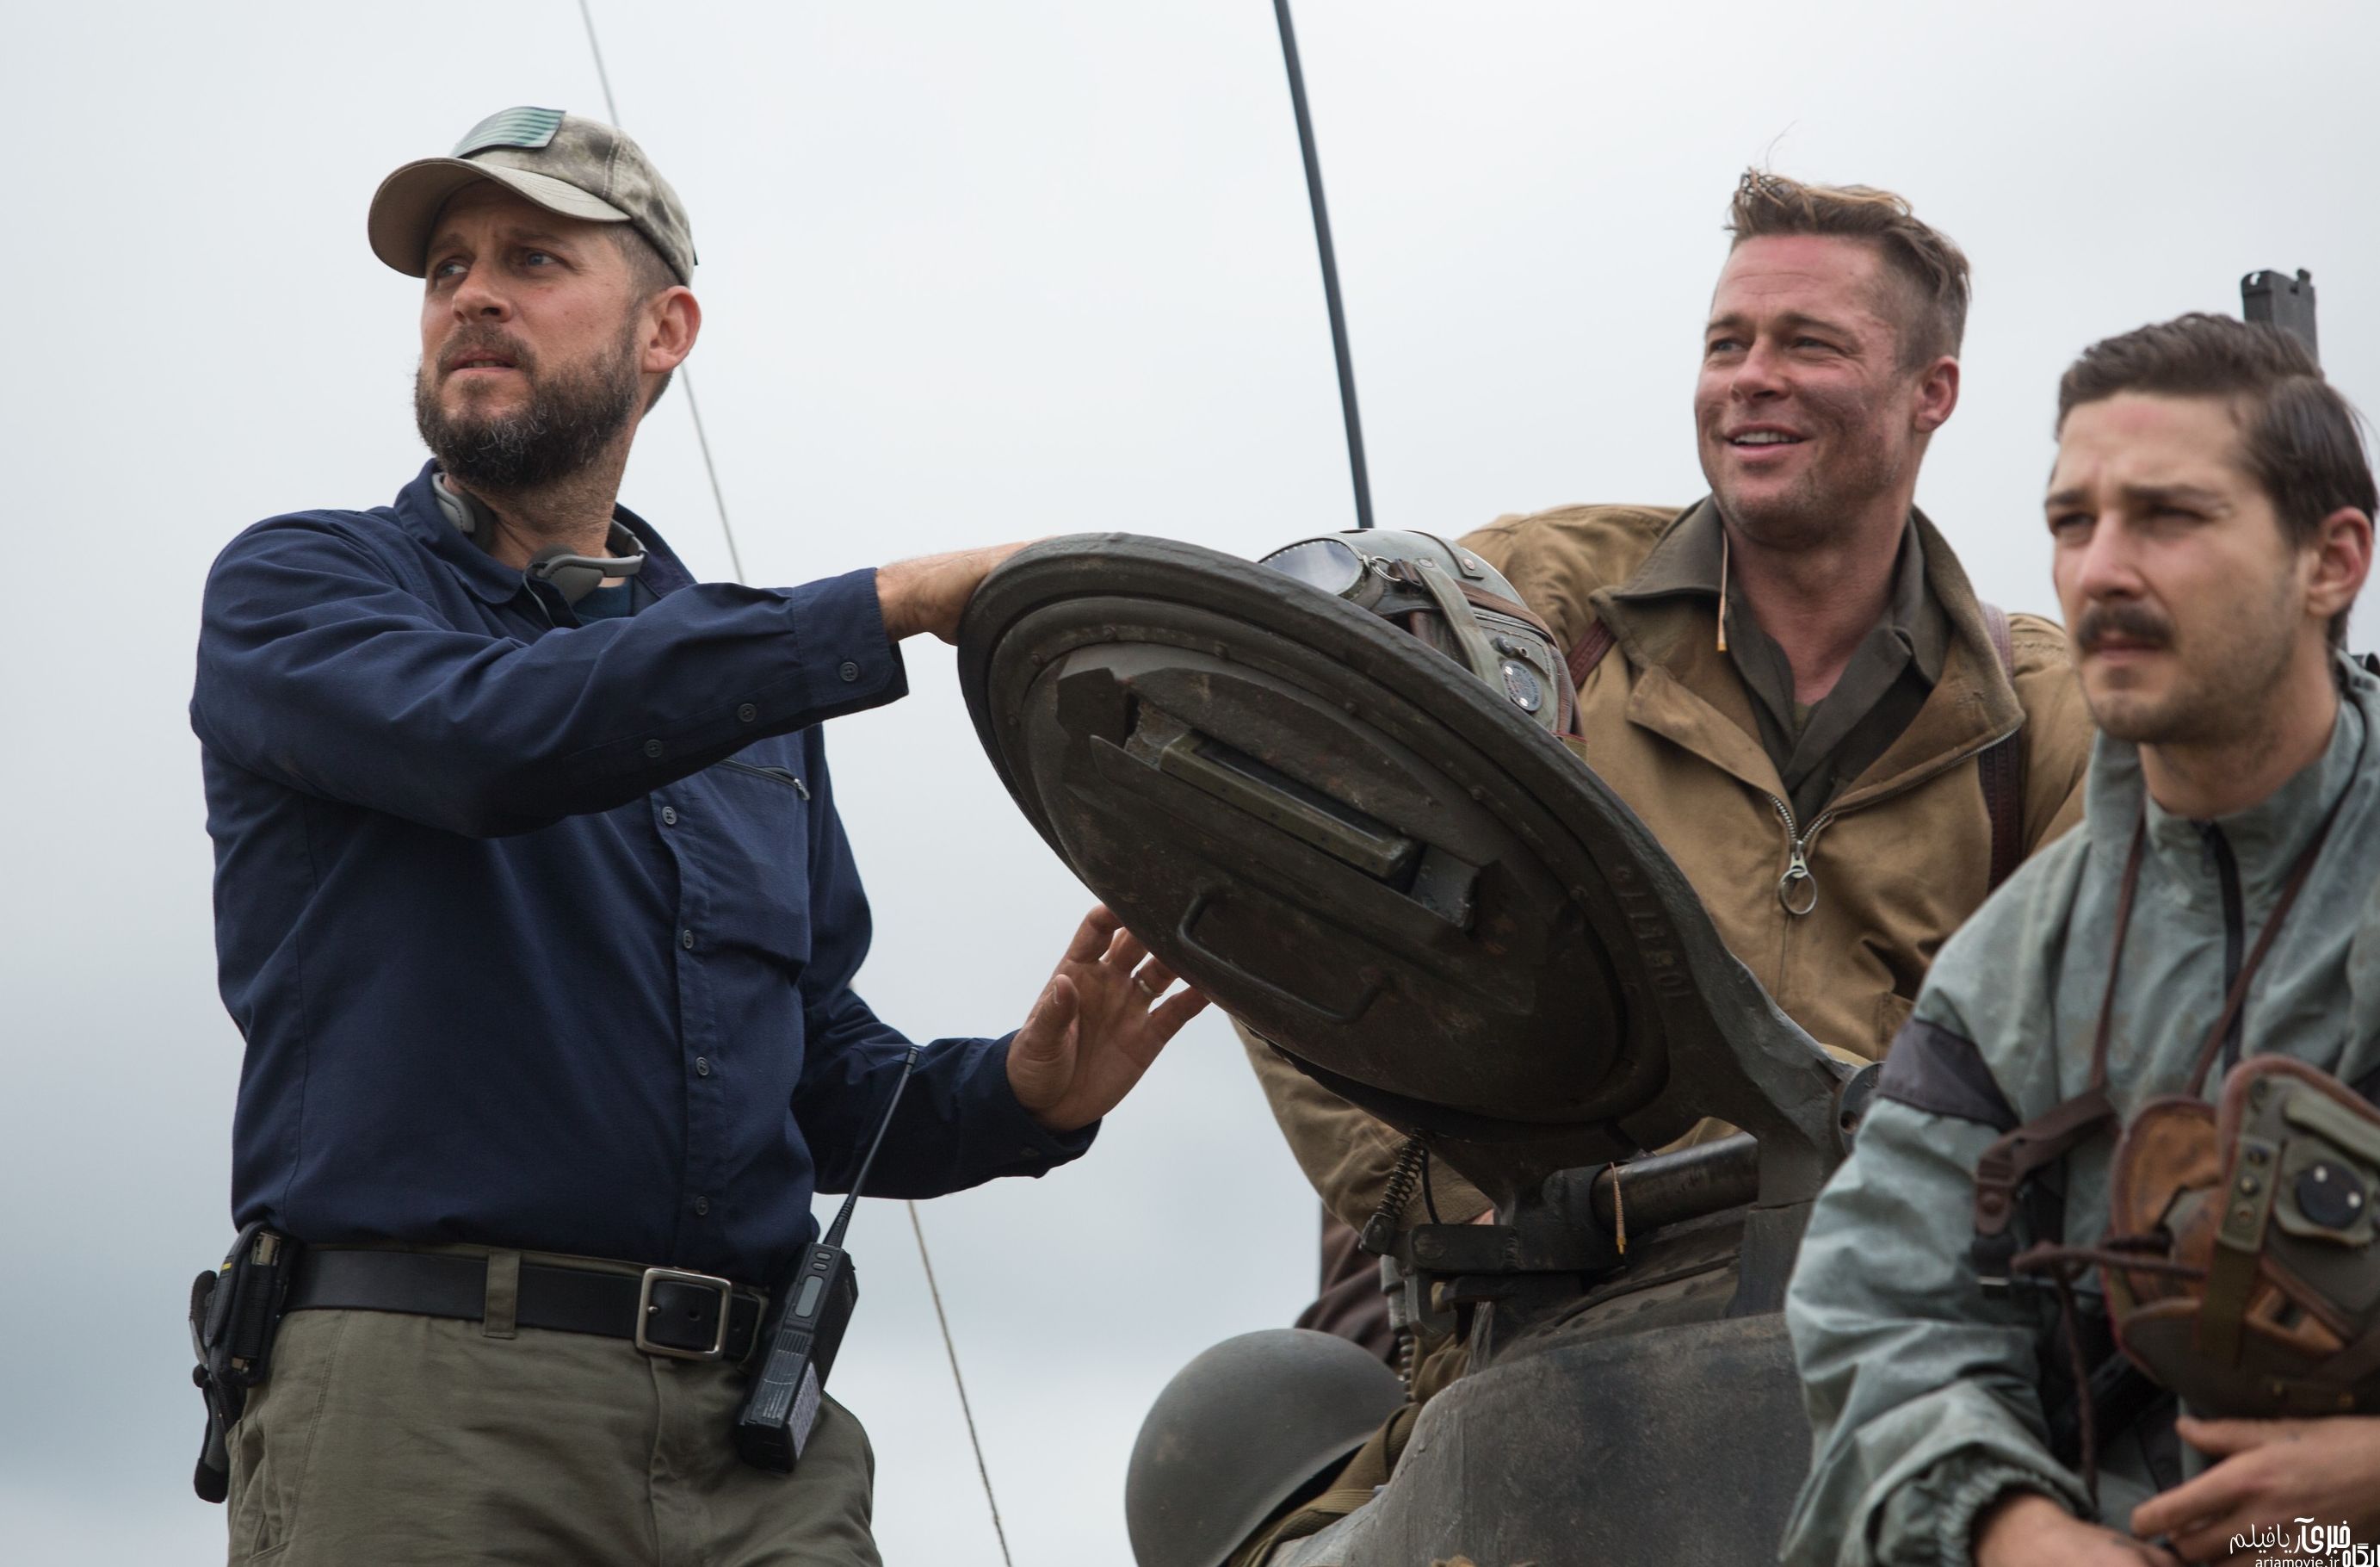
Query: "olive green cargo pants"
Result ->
[[226, 1304, 877, 1565]]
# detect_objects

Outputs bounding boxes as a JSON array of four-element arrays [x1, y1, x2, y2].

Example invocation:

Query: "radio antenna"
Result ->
[[573, 0, 747, 581], [1274, 0, 1375, 530]]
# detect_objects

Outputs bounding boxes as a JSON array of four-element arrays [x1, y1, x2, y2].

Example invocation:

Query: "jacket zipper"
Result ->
[[1756, 715, 2025, 920], [2202, 822, 2246, 1075], [718, 759, 810, 799], [1767, 794, 1821, 916]]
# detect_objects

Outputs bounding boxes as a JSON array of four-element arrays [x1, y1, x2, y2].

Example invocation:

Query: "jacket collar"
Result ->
[[2091, 654, 2373, 898], [389, 461, 696, 606], [1586, 499, 2021, 811]]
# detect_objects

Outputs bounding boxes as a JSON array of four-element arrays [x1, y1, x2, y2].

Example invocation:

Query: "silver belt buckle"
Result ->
[[635, 1266, 735, 1360]]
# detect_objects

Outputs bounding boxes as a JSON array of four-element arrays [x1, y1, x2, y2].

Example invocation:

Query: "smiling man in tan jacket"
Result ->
[[1249, 171, 2097, 1381]]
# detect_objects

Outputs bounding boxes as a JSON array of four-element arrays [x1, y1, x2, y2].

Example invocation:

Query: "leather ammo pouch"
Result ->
[[188, 1223, 300, 1502], [2104, 1056, 2380, 1417]]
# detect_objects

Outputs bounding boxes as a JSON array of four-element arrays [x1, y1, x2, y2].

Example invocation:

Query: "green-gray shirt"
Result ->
[[1599, 499, 1949, 825]]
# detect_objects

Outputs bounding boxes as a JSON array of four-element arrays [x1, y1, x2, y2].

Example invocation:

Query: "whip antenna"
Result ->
[[1273, 0, 1375, 530], [570, 5, 1011, 1555], [573, 0, 747, 581], [909, 1202, 1016, 1567]]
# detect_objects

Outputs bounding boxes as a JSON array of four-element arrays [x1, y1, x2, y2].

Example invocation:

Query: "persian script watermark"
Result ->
[[2231, 1518, 2372, 1566]]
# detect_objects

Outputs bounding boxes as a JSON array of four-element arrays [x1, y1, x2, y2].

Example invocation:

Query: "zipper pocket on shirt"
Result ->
[[718, 759, 811, 800]]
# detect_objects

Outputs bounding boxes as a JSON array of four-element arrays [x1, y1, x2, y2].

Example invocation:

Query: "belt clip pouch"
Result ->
[[2106, 1059, 2380, 1416], [189, 1223, 301, 1502]]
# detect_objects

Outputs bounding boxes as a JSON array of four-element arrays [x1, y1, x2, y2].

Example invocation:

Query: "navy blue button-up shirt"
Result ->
[[193, 464, 1091, 1285]]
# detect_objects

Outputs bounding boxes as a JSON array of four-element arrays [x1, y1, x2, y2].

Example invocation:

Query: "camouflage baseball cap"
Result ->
[[368, 106, 695, 284]]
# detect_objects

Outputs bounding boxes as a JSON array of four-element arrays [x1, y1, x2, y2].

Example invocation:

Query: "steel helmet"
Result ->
[[1259, 530, 1575, 737], [1124, 1329, 1406, 1567]]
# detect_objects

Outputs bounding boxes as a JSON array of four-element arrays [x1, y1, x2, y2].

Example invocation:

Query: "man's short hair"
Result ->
[[616, 227, 678, 412], [2058, 313, 2376, 642], [1726, 170, 1970, 369]]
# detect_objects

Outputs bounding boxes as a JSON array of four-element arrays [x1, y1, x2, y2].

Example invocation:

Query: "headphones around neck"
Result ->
[[527, 524, 647, 604], [436, 471, 647, 604]]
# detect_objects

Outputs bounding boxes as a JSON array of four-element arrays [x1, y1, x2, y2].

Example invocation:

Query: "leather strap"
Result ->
[[1979, 604, 2027, 891], [1971, 821, 2148, 1254], [2183, 789, 2352, 1096], [286, 1248, 767, 1361], [2088, 820, 2151, 1093], [1455, 582, 1562, 643], [1566, 619, 1616, 691], [2312, 1315, 2380, 1397], [2198, 1130, 2282, 1366], [1456, 583, 1579, 734], [1975, 751, 2351, 1277]]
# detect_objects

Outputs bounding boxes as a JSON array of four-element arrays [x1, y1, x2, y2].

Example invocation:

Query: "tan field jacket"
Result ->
[[1245, 502, 2097, 1232]]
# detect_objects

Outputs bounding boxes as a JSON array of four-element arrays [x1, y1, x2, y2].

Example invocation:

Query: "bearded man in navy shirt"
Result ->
[[189, 108, 1205, 1567]]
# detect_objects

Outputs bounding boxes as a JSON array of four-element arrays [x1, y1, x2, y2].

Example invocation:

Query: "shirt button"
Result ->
[[680, 928, 696, 950], [660, 806, 678, 826], [838, 661, 861, 683], [737, 702, 758, 722], [644, 739, 664, 758], [695, 1056, 711, 1077], [694, 1196, 710, 1217]]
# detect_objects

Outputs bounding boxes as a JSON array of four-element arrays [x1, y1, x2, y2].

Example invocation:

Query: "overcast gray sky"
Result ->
[[7, 2, 2380, 1562]]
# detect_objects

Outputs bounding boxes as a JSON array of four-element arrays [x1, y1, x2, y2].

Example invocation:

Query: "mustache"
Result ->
[[435, 327, 536, 377], [2074, 600, 2173, 653]]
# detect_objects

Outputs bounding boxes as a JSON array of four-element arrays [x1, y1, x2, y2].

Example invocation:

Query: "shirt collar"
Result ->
[[1607, 497, 1946, 684]]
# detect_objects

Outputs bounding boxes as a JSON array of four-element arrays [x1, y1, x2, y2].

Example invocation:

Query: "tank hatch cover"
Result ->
[[957, 535, 1840, 1200]]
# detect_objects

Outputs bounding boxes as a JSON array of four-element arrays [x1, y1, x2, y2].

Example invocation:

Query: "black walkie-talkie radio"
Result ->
[[734, 1045, 918, 1473]]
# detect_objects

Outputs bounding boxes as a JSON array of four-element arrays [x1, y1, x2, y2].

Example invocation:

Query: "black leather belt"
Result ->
[[286, 1248, 767, 1362]]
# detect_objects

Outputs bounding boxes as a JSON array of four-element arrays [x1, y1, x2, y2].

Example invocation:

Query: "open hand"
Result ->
[[1005, 906, 1209, 1132], [2130, 1415, 2380, 1564]]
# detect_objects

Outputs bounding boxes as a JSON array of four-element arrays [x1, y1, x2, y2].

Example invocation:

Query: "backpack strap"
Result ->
[[1566, 619, 1616, 690], [1979, 604, 2027, 892]]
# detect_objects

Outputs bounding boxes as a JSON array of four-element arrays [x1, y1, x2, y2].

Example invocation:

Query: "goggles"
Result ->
[[1259, 530, 1574, 738]]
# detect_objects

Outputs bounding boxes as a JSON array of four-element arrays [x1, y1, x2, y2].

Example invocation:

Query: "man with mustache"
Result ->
[[1783, 314, 2380, 1565], [189, 108, 1204, 1566], [1241, 171, 2095, 1397]]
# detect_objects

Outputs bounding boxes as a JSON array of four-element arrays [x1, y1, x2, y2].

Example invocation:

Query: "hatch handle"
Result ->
[[1128, 712, 1419, 883], [1175, 890, 1382, 1025]]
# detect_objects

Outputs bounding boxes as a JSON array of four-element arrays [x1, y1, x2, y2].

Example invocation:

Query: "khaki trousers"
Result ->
[[226, 1303, 877, 1566]]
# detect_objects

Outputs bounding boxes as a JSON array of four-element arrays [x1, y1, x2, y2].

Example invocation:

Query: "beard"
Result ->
[[1705, 418, 1908, 550], [2078, 569, 2303, 748], [414, 320, 641, 492]]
